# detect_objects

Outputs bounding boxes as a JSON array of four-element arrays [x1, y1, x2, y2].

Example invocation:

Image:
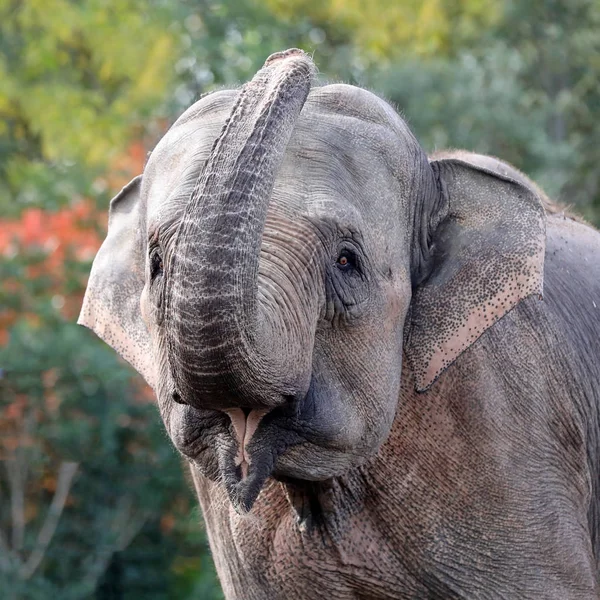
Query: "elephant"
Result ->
[[79, 49, 600, 598]]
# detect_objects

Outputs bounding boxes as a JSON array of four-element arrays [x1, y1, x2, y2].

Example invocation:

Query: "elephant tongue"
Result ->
[[220, 410, 303, 513], [225, 408, 269, 480]]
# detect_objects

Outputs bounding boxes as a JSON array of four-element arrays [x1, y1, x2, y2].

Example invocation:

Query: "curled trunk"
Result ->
[[166, 50, 315, 408]]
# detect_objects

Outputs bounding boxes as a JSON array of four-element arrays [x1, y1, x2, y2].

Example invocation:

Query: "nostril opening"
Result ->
[[172, 390, 187, 405]]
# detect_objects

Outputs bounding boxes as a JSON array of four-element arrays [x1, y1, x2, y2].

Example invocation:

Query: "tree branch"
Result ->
[[19, 461, 78, 580], [5, 457, 26, 554], [0, 524, 13, 572], [77, 494, 147, 597], [4, 410, 35, 556]]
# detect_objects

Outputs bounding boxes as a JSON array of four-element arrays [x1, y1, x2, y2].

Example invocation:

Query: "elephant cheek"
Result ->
[[383, 276, 411, 336]]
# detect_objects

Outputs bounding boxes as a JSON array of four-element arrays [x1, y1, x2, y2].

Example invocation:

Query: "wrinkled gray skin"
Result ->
[[80, 50, 600, 598]]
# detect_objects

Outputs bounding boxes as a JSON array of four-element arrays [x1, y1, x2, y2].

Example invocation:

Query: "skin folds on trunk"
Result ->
[[166, 50, 315, 409]]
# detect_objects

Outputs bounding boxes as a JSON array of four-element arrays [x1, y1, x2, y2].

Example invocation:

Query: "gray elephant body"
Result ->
[[80, 51, 600, 598], [196, 214, 600, 599]]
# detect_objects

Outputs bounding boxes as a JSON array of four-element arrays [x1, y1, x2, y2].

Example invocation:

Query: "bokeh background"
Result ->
[[1, 0, 599, 598]]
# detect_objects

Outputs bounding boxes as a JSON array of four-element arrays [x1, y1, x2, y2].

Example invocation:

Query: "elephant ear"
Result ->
[[405, 156, 546, 391], [78, 176, 155, 389]]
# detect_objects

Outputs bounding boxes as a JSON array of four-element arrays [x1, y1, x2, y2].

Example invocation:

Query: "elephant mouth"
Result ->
[[165, 380, 362, 512], [217, 407, 305, 512], [224, 408, 269, 480], [166, 400, 306, 512]]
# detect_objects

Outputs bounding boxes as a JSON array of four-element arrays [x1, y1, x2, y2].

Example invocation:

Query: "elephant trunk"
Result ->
[[166, 50, 315, 409]]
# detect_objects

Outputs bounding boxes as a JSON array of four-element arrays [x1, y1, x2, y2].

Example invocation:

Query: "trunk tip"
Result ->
[[264, 48, 316, 74]]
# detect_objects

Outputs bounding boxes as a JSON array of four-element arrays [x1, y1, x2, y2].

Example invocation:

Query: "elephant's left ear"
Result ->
[[405, 157, 546, 391], [78, 176, 155, 389]]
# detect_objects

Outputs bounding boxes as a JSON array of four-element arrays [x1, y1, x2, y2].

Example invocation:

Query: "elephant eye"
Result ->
[[150, 248, 164, 280], [336, 249, 357, 272]]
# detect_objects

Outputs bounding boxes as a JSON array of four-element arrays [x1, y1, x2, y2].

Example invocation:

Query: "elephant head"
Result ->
[[79, 50, 545, 512]]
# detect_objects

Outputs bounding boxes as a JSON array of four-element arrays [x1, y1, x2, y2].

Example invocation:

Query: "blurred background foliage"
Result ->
[[0, 0, 598, 597]]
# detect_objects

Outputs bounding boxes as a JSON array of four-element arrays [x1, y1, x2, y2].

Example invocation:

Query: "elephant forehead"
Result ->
[[275, 85, 418, 229], [143, 85, 413, 235], [146, 83, 401, 194], [271, 128, 411, 248], [146, 90, 237, 181], [144, 127, 231, 226], [306, 83, 405, 131]]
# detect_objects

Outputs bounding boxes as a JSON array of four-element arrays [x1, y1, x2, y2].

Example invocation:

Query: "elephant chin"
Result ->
[[220, 434, 363, 514]]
